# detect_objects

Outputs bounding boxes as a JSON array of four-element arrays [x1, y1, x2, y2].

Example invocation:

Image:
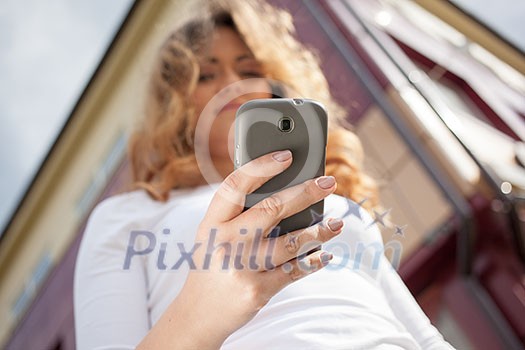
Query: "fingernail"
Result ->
[[272, 150, 292, 162], [320, 252, 333, 265], [316, 176, 335, 189], [327, 218, 343, 232]]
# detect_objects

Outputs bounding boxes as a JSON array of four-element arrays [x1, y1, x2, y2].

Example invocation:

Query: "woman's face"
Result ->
[[191, 26, 271, 177]]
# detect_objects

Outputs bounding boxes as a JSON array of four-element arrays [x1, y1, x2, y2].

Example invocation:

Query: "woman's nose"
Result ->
[[220, 69, 242, 89]]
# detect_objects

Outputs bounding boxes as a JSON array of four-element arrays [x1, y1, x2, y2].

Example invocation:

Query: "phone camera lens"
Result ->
[[278, 117, 294, 132]]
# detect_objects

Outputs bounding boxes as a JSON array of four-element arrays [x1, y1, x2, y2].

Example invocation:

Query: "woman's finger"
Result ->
[[254, 218, 343, 269], [234, 176, 337, 236], [261, 250, 333, 295], [204, 150, 292, 223]]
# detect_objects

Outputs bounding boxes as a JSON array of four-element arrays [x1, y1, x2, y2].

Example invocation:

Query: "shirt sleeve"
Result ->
[[377, 250, 456, 349], [74, 197, 151, 350]]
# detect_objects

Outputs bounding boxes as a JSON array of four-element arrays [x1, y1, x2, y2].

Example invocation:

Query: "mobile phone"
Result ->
[[234, 98, 328, 237]]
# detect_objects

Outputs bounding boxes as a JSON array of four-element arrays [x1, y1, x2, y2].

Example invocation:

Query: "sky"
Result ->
[[0, 0, 134, 237], [451, 0, 525, 52], [0, 0, 523, 237]]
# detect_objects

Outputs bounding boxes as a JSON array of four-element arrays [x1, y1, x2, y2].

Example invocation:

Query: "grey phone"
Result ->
[[234, 98, 328, 237]]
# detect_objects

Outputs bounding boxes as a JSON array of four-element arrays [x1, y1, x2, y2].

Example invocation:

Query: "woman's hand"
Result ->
[[137, 150, 343, 350]]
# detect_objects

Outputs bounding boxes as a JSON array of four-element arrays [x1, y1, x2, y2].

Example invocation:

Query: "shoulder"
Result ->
[[88, 190, 162, 224], [77, 191, 157, 255], [89, 185, 215, 224], [83, 185, 215, 242]]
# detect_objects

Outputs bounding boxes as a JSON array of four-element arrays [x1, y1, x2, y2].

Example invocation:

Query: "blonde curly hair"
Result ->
[[128, 0, 380, 212]]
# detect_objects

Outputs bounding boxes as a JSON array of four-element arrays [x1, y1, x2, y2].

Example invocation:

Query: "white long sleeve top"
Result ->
[[74, 184, 455, 349]]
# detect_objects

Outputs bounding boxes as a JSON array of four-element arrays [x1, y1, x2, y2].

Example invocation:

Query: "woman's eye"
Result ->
[[241, 71, 262, 78], [198, 74, 215, 82]]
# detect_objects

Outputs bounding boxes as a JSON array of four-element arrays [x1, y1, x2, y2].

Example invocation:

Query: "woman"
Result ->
[[74, 0, 455, 349]]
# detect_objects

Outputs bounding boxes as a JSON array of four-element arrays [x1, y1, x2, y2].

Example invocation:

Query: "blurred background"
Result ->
[[1, 0, 524, 349]]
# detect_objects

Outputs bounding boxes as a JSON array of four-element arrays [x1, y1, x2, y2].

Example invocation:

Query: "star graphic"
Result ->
[[342, 197, 368, 220], [367, 209, 391, 228], [309, 208, 326, 226], [393, 224, 407, 238]]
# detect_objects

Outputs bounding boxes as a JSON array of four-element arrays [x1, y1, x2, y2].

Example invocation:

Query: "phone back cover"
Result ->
[[235, 98, 328, 236]]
